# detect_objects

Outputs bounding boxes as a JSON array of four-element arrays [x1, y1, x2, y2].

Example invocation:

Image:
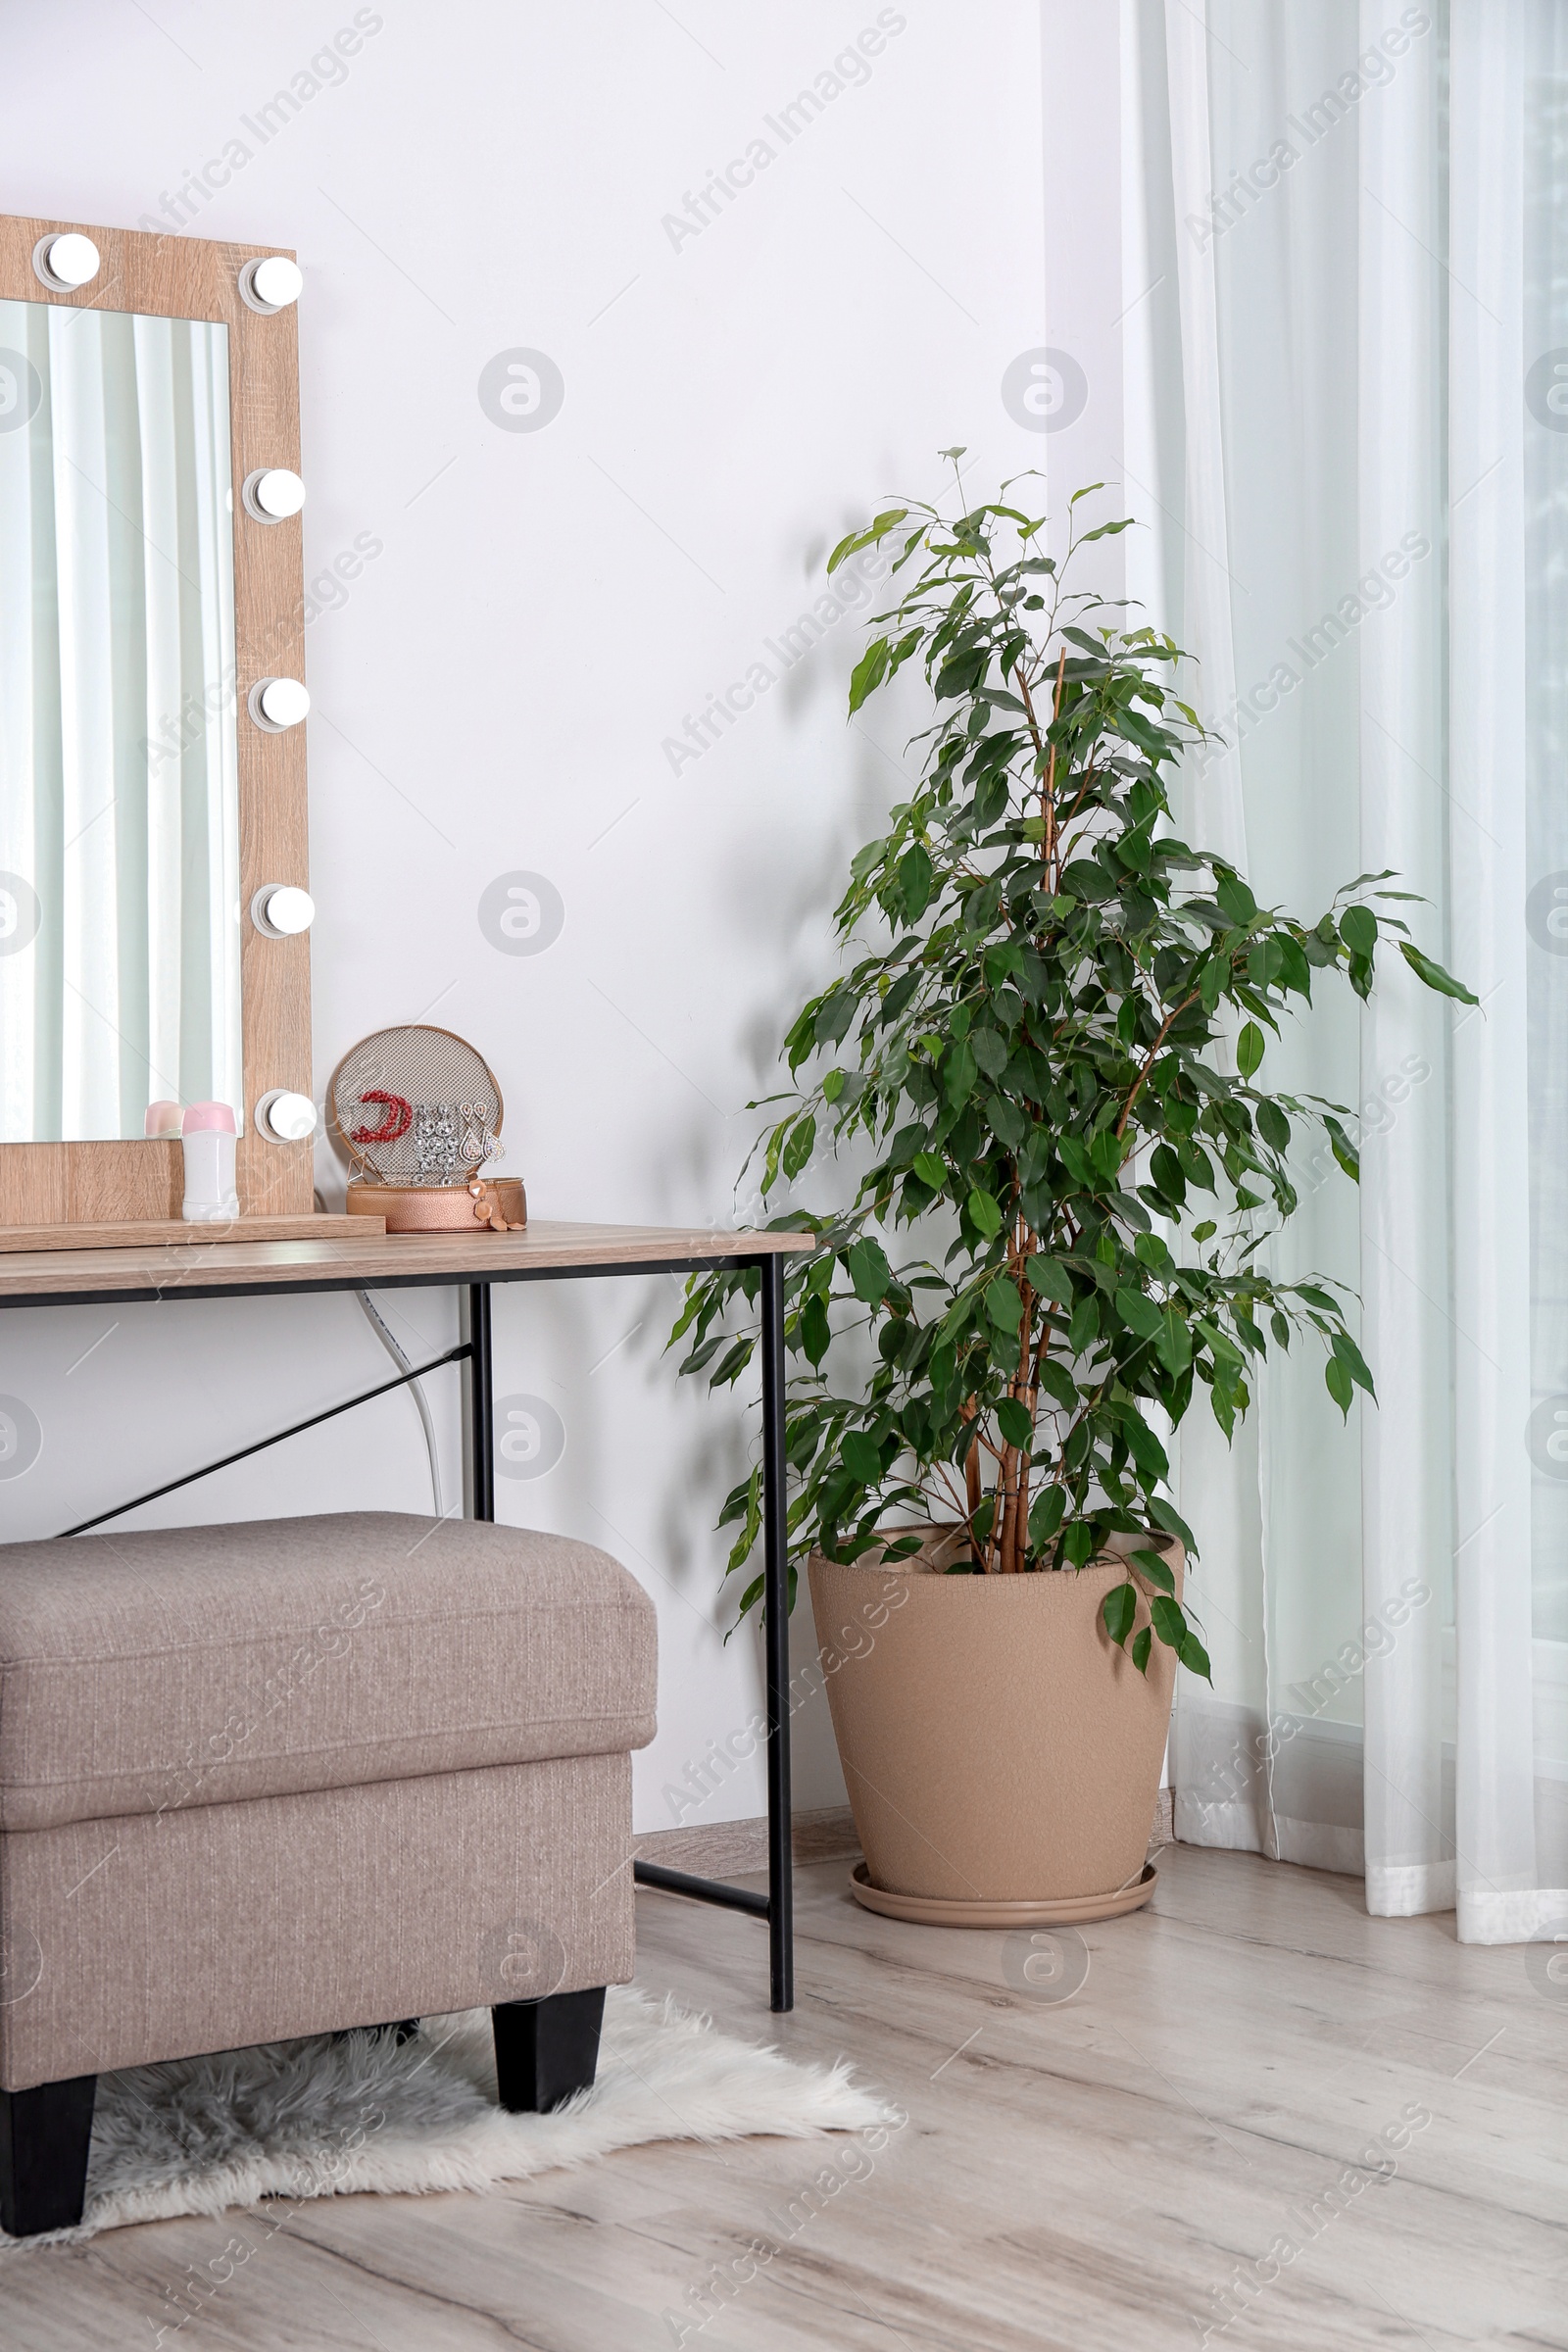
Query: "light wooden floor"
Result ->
[[4, 1842, 1564, 2351]]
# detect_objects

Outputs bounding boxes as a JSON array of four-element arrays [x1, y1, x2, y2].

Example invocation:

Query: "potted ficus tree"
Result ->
[[673, 462, 1472, 1926]]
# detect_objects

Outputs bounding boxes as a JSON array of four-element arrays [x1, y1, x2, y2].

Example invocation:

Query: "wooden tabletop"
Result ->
[[0, 1219, 813, 1308]]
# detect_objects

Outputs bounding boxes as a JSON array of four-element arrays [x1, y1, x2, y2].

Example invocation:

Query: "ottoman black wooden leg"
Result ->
[[0, 2076, 96, 2237], [492, 1987, 605, 2113]]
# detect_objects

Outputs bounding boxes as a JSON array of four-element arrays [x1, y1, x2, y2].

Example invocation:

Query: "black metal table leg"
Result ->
[[760, 1251, 794, 2012], [466, 1282, 494, 1522]]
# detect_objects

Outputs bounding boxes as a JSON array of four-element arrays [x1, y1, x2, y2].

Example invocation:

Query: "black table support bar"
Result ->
[[631, 1860, 770, 1920], [54, 1344, 473, 1540]]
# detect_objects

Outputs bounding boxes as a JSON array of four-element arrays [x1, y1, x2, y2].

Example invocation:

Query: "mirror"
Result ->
[[0, 297, 242, 1145]]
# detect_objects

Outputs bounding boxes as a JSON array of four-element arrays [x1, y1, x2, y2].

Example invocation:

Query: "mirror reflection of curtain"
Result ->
[[1125, 0, 1568, 1944], [0, 303, 241, 1144]]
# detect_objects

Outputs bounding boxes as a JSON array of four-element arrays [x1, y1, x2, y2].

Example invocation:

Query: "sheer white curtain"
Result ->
[[0, 305, 241, 1144], [1124, 0, 1568, 1940]]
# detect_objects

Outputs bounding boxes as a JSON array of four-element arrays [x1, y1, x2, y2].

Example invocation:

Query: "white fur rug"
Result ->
[[1, 1988, 898, 2251]]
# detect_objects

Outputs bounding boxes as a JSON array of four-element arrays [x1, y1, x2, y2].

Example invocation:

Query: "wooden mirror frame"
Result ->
[[0, 212, 313, 1229]]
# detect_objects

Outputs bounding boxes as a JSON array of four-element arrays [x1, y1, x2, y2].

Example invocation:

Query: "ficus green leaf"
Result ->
[[846, 1237, 891, 1304], [847, 638, 890, 713], [1216, 873, 1256, 926], [996, 1396, 1034, 1448], [1150, 1593, 1186, 1649], [986, 1277, 1023, 1333], [1115, 1288, 1163, 1341], [1339, 905, 1378, 958], [1398, 940, 1479, 1004], [1102, 1582, 1138, 1646], [1062, 1520, 1095, 1567], [1129, 1546, 1176, 1595], [967, 1188, 1004, 1237], [899, 843, 934, 921], [841, 1430, 884, 1483], [1029, 1486, 1067, 1548], [1180, 1629, 1212, 1680], [1026, 1255, 1073, 1306]]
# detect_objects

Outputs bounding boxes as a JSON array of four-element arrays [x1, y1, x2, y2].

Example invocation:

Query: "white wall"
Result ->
[[0, 0, 1121, 1833]]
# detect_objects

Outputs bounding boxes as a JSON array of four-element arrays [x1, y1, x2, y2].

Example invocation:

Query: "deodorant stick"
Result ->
[[181, 1102, 239, 1224]]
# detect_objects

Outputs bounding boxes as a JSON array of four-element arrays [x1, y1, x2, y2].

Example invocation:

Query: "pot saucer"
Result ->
[[848, 1858, 1157, 1928]]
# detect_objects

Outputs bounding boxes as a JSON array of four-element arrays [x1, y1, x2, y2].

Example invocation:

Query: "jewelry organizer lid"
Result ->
[[328, 1025, 505, 1187]]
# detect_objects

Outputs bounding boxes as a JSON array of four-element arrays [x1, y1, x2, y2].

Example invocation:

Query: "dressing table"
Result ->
[[0, 214, 804, 2011]]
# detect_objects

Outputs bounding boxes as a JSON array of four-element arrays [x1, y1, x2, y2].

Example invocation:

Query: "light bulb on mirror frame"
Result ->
[[33, 232, 101, 291], [239, 255, 303, 314], [248, 677, 310, 732], [254, 1089, 318, 1144], [250, 884, 316, 939], [242, 467, 306, 523]]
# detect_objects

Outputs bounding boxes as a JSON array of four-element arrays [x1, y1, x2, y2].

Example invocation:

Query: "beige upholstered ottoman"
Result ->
[[0, 1511, 657, 2236]]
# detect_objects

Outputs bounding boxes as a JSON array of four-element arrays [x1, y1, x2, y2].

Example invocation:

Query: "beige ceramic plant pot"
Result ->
[[808, 1528, 1184, 1926]]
